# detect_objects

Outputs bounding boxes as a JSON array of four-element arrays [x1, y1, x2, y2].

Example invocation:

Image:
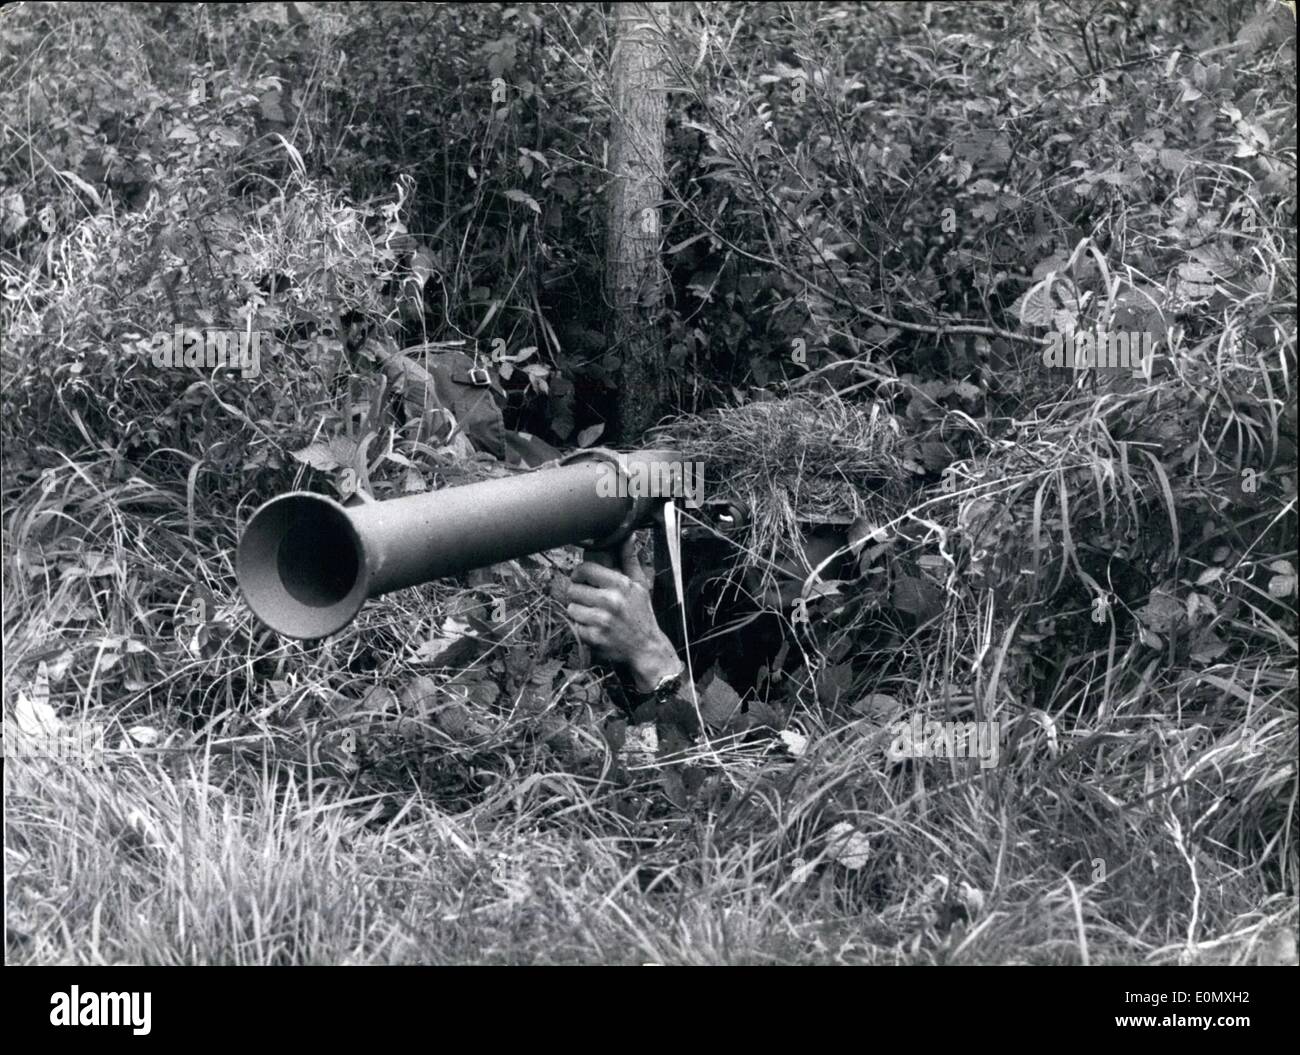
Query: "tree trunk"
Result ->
[[605, 1, 670, 441]]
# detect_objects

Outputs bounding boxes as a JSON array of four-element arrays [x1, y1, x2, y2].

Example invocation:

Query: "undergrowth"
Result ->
[[2, 1, 1296, 964]]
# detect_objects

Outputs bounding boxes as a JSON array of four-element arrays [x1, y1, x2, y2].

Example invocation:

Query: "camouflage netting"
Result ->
[[650, 394, 910, 573]]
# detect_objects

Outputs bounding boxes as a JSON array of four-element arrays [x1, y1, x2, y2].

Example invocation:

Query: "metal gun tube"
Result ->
[[237, 448, 680, 639]]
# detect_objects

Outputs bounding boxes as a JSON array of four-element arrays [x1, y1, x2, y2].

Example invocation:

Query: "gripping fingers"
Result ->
[[566, 602, 610, 642], [566, 583, 621, 611], [573, 562, 631, 591]]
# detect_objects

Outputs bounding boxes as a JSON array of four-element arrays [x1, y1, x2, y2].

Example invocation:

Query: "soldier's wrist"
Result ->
[[628, 641, 685, 695]]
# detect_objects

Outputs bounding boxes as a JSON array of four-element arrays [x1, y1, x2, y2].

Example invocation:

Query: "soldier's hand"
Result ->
[[567, 535, 681, 691]]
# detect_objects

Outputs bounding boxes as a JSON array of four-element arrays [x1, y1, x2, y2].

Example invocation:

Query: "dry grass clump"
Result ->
[[651, 394, 908, 568]]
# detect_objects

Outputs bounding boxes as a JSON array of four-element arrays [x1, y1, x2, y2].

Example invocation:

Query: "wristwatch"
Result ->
[[629, 663, 686, 708]]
